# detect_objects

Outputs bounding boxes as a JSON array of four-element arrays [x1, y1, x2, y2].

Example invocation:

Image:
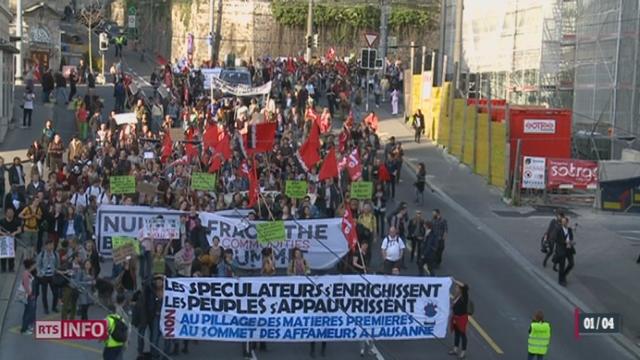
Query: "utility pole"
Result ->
[[150, 0, 154, 52], [438, 0, 447, 85], [379, 0, 390, 63], [305, 0, 314, 62], [209, 0, 215, 63], [15, 0, 23, 82], [453, 0, 464, 90], [212, 0, 223, 63]]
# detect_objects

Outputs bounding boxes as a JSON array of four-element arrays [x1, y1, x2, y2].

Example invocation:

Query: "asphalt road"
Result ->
[[1, 51, 638, 360]]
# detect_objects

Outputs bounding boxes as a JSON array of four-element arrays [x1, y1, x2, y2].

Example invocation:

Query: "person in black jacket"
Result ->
[[542, 210, 564, 268], [4, 185, 25, 213], [556, 216, 575, 286], [27, 140, 46, 177], [41, 69, 54, 103], [8, 157, 26, 194]]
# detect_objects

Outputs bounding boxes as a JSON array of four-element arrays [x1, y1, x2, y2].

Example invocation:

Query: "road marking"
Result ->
[[370, 343, 385, 360], [8, 313, 101, 354]]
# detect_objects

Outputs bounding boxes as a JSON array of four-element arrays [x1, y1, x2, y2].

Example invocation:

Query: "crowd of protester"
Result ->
[[0, 52, 471, 360]]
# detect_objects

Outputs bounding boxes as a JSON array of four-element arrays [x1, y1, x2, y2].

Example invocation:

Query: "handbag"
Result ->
[[540, 236, 550, 253]]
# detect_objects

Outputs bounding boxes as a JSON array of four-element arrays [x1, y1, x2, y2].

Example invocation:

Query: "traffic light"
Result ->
[[360, 48, 377, 69], [99, 32, 109, 51], [312, 34, 319, 48], [306, 35, 313, 49]]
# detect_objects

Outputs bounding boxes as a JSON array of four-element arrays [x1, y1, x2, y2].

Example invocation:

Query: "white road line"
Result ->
[[251, 349, 258, 360], [370, 344, 385, 360]]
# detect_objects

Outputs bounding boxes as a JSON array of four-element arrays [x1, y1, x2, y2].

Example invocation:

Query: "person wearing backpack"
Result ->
[[104, 294, 129, 360], [449, 283, 472, 359], [19, 258, 38, 335]]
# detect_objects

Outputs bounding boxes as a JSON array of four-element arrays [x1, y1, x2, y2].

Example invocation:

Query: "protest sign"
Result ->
[[137, 181, 159, 198], [97, 205, 348, 270], [350, 181, 373, 199], [285, 180, 308, 199], [112, 242, 136, 264], [112, 236, 140, 255], [110, 176, 136, 194], [0, 236, 15, 258], [161, 275, 452, 342], [192, 172, 216, 191], [142, 216, 180, 240], [256, 221, 286, 245]]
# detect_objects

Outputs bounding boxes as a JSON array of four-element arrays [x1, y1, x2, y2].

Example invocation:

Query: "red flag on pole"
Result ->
[[243, 122, 277, 155], [202, 123, 219, 150], [161, 131, 173, 163], [318, 147, 339, 181], [296, 123, 321, 171], [377, 162, 392, 182], [247, 159, 259, 208], [214, 131, 232, 161], [341, 206, 358, 251], [208, 154, 223, 173]]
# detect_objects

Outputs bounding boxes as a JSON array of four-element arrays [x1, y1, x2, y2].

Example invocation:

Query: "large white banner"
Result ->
[[210, 77, 272, 97], [161, 276, 452, 342], [97, 205, 348, 270]]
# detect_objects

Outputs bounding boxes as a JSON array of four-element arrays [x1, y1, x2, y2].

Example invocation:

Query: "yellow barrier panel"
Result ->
[[431, 87, 442, 141], [475, 113, 490, 177], [462, 104, 476, 165], [450, 99, 465, 157], [436, 83, 450, 146], [490, 121, 506, 189], [411, 75, 422, 116]]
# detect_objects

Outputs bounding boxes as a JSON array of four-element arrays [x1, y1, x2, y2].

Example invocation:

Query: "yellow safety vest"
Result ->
[[105, 314, 125, 348], [528, 321, 551, 355]]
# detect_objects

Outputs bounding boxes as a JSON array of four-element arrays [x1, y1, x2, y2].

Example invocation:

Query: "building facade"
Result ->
[[0, 0, 17, 135]]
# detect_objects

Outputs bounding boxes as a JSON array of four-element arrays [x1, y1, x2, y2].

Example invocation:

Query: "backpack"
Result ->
[[109, 315, 128, 343], [467, 300, 475, 316]]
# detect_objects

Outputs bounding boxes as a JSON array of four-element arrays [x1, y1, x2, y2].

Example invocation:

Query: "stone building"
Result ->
[[19, 2, 64, 71], [0, 0, 17, 136]]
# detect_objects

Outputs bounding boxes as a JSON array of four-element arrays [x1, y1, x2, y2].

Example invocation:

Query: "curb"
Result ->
[[393, 117, 640, 358]]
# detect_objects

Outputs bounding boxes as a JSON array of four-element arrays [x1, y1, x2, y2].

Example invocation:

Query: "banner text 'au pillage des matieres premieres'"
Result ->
[[161, 276, 452, 342]]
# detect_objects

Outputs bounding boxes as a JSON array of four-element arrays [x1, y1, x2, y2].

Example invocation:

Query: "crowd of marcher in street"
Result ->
[[0, 50, 485, 360]]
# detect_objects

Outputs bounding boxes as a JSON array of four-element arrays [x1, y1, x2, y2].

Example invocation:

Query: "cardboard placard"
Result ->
[[137, 181, 159, 197], [112, 243, 136, 264], [112, 236, 141, 254], [350, 181, 373, 199], [256, 221, 286, 245], [110, 176, 137, 194], [0, 236, 15, 259], [192, 172, 217, 191], [285, 180, 308, 199]]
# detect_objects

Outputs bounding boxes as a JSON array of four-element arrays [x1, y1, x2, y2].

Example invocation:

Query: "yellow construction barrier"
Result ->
[[411, 75, 422, 115], [450, 99, 465, 157], [430, 87, 442, 141], [490, 121, 506, 188], [436, 83, 450, 145], [462, 103, 476, 166], [475, 113, 490, 177]]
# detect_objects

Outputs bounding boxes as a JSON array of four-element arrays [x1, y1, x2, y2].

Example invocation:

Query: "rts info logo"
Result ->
[[35, 320, 108, 340]]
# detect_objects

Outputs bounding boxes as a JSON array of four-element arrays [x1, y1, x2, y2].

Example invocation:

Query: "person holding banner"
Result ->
[[449, 283, 471, 359], [0, 207, 22, 272]]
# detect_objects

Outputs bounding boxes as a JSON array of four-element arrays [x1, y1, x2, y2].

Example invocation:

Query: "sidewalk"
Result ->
[[376, 107, 640, 346]]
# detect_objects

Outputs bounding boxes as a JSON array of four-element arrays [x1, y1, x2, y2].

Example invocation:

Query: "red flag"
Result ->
[[161, 131, 173, 163], [336, 61, 348, 77], [363, 112, 379, 132], [346, 148, 362, 181], [184, 130, 199, 161], [341, 206, 358, 251], [247, 159, 259, 208], [318, 147, 339, 181], [286, 57, 296, 74], [208, 154, 223, 173], [338, 127, 350, 153], [378, 163, 391, 182], [296, 123, 321, 171], [243, 122, 277, 155], [202, 123, 219, 150], [214, 131, 232, 161]]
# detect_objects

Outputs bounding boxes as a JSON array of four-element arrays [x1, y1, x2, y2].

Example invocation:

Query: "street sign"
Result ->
[[364, 32, 378, 48], [128, 6, 136, 15], [128, 15, 136, 28]]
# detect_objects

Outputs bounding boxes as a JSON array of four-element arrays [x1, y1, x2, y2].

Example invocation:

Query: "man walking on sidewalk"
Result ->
[[412, 109, 425, 143], [432, 209, 448, 267]]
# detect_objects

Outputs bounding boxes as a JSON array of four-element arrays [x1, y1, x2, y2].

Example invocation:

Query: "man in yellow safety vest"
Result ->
[[528, 310, 551, 360], [103, 294, 128, 360]]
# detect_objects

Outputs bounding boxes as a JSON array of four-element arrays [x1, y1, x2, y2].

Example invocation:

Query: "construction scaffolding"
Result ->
[[446, 0, 575, 107], [572, 0, 640, 159]]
